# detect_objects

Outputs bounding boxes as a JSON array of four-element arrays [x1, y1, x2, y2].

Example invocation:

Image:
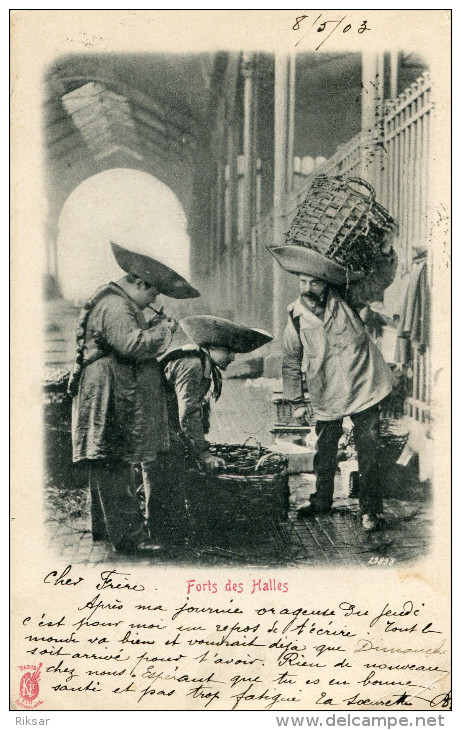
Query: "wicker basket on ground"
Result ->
[[43, 369, 83, 488], [185, 441, 289, 529]]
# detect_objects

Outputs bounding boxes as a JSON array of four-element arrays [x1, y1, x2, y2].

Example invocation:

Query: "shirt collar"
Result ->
[[292, 290, 336, 326], [200, 348, 213, 379]]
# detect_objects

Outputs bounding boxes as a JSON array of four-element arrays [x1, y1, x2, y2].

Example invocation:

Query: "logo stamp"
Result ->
[[16, 663, 43, 709]]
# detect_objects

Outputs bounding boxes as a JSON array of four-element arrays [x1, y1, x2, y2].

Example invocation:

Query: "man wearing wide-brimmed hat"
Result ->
[[68, 241, 199, 554], [141, 315, 273, 542], [269, 228, 397, 532]]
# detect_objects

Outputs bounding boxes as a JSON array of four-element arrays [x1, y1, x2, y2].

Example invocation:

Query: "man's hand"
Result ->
[[165, 316, 178, 334], [147, 313, 178, 334], [381, 230, 394, 255], [293, 403, 314, 423], [293, 406, 308, 423], [200, 452, 226, 471]]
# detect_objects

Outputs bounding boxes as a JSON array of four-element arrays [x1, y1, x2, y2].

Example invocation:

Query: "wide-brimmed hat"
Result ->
[[180, 315, 273, 353], [111, 241, 200, 299], [267, 246, 364, 285]]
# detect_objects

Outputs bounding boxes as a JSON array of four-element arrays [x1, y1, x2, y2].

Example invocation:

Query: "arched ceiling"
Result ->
[[44, 52, 219, 164]]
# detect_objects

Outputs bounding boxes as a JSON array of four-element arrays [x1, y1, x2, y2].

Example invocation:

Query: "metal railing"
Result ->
[[380, 72, 432, 276], [405, 346, 431, 424], [380, 73, 432, 423]]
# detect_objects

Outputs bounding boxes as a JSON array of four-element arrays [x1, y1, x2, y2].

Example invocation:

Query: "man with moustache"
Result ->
[[269, 238, 397, 531]]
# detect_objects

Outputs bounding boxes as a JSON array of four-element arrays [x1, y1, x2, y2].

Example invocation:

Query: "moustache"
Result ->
[[304, 292, 323, 303]]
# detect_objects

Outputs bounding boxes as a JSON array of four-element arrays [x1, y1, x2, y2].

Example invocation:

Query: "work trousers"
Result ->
[[310, 403, 383, 516], [88, 460, 148, 551], [141, 453, 189, 543]]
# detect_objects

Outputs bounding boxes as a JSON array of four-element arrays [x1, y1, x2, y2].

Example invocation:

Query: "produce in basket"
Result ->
[[207, 442, 287, 476]]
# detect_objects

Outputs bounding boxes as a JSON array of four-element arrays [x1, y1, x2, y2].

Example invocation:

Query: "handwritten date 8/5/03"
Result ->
[[292, 14, 370, 50]]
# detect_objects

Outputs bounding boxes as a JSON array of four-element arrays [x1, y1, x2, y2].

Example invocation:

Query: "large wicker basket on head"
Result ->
[[286, 175, 397, 274]]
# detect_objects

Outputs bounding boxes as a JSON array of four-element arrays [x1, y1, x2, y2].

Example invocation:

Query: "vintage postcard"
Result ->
[[10, 9, 451, 715]]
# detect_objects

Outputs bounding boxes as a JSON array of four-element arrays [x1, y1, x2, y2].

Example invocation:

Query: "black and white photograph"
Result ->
[[11, 9, 451, 714], [43, 35, 435, 566]]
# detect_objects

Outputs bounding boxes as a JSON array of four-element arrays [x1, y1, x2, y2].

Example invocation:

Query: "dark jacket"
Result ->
[[163, 347, 220, 456], [72, 285, 172, 463]]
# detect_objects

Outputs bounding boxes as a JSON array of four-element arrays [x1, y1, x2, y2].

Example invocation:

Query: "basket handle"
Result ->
[[346, 177, 376, 203], [243, 436, 262, 457]]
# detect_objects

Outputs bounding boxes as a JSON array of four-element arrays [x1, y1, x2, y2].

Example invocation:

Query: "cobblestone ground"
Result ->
[[46, 379, 432, 568]]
